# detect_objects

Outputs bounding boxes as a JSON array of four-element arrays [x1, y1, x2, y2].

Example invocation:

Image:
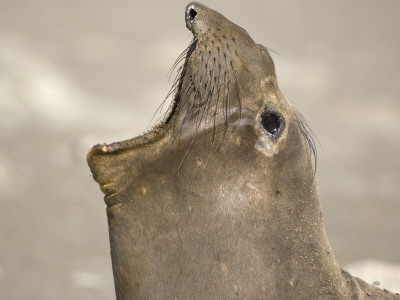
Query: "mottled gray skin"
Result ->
[[87, 2, 399, 299]]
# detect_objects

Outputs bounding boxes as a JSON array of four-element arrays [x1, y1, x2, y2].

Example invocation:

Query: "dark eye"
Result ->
[[261, 112, 281, 135]]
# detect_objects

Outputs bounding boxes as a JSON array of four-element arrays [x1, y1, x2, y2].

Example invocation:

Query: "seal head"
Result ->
[[87, 3, 399, 299]]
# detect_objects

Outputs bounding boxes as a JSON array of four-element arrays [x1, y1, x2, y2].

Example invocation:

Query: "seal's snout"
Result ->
[[185, 3, 197, 30]]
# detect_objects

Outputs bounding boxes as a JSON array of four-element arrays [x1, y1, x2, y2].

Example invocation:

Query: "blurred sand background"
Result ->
[[0, 0, 399, 299]]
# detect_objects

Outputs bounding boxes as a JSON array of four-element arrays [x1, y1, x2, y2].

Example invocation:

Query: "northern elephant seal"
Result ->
[[87, 2, 399, 299]]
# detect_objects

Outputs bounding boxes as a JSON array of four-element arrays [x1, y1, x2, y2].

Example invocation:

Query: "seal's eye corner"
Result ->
[[260, 111, 282, 136]]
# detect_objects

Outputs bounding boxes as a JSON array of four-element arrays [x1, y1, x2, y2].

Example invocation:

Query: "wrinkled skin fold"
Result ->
[[87, 2, 399, 299]]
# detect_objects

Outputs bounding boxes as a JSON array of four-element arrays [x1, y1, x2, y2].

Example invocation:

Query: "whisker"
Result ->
[[294, 109, 320, 172]]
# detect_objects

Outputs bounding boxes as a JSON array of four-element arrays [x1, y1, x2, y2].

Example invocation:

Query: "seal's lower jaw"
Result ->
[[86, 124, 170, 206]]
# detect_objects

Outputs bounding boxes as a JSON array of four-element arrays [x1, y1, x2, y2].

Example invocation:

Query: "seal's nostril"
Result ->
[[188, 8, 197, 21], [185, 5, 197, 30]]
